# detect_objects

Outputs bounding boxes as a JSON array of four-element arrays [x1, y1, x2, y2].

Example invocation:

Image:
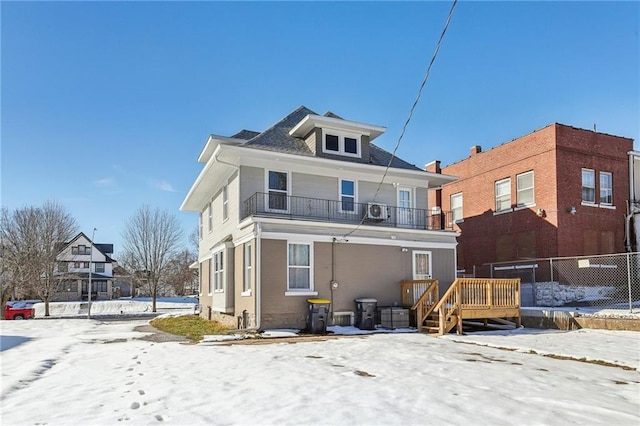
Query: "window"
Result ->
[[582, 169, 595, 203], [322, 129, 361, 157], [339, 179, 356, 213], [451, 193, 463, 222], [222, 185, 228, 221], [208, 199, 213, 232], [243, 242, 252, 293], [495, 178, 511, 211], [95, 263, 105, 273], [71, 246, 79, 255], [199, 211, 203, 240], [517, 171, 535, 207], [212, 251, 224, 292], [83, 262, 90, 268], [267, 170, 288, 211], [58, 262, 68, 272], [600, 172, 612, 205], [288, 243, 311, 291]]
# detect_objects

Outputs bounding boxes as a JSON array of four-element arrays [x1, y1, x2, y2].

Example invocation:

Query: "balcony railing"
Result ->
[[242, 192, 454, 231]]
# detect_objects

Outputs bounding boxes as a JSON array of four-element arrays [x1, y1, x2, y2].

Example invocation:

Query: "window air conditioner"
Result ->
[[367, 202, 388, 220]]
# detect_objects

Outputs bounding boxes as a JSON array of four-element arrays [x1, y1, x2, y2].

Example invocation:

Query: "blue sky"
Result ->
[[2, 1, 638, 253]]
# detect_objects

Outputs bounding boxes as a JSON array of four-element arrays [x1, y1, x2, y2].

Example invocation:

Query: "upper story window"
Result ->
[[600, 172, 613, 205], [199, 210, 203, 240], [339, 179, 356, 213], [517, 171, 535, 207], [451, 193, 463, 222], [58, 262, 69, 273], [582, 169, 596, 203], [208, 199, 213, 232], [322, 129, 361, 158], [95, 263, 105, 273], [222, 185, 229, 221], [495, 178, 511, 211], [267, 170, 289, 212]]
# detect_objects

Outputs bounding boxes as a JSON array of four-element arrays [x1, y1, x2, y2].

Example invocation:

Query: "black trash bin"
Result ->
[[354, 298, 377, 330], [306, 298, 331, 334]]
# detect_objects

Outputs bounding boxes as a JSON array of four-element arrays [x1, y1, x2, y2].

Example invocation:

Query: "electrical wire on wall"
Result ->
[[341, 0, 459, 240]]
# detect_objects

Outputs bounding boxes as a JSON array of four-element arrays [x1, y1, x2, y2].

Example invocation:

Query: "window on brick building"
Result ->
[[600, 172, 612, 205], [495, 178, 511, 211], [582, 169, 595, 203], [451, 193, 463, 222], [517, 171, 535, 207]]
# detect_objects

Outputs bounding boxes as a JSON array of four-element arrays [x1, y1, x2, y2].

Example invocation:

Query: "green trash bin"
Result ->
[[306, 298, 331, 334]]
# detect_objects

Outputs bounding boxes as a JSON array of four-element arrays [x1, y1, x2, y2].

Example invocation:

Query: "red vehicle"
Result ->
[[4, 300, 40, 320]]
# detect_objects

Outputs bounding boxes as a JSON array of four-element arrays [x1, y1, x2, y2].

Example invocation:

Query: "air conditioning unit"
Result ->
[[367, 202, 388, 220]]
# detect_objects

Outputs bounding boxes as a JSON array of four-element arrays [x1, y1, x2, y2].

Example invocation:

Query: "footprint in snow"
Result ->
[[131, 402, 140, 410]]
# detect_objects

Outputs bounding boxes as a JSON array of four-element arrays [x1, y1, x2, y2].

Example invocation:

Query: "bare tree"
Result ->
[[121, 205, 183, 312], [0, 202, 77, 317], [164, 249, 198, 296]]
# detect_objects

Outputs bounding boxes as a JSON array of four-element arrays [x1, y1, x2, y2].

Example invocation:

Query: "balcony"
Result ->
[[242, 192, 454, 231]]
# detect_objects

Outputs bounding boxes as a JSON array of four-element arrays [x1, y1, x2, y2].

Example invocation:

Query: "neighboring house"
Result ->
[[181, 106, 458, 330], [54, 232, 116, 301], [627, 151, 640, 252], [429, 123, 634, 274]]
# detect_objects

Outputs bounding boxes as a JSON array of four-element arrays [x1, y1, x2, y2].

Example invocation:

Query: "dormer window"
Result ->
[[322, 129, 361, 158]]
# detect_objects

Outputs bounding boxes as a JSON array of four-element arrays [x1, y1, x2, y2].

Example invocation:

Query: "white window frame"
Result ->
[[242, 242, 252, 296], [265, 170, 290, 213], [285, 241, 316, 296], [516, 171, 535, 207], [339, 179, 357, 214], [208, 199, 213, 232], [451, 193, 463, 223], [582, 168, 596, 204], [222, 185, 229, 221], [322, 129, 361, 158], [211, 250, 224, 293], [600, 172, 613, 206], [198, 210, 203, 240], [495, 178, 511, 212], [95, 263, 105, 273]]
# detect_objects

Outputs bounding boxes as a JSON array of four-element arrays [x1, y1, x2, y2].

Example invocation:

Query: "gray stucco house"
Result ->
[[180, 106, 458, 330]]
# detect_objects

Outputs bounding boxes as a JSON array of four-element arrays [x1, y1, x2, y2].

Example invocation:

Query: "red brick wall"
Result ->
[[434, 123, 633, 272]]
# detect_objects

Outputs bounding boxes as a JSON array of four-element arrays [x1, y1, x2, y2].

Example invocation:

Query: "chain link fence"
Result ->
[[462, 253, 640, 313]]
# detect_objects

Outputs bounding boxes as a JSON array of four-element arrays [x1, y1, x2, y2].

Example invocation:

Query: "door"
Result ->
[[397, 187, 414, 227], [412, 251, 432, 280]]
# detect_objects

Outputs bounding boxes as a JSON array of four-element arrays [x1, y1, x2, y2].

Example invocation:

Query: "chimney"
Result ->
[[425, 160, 441, 174], [470, 145, 482, 156]]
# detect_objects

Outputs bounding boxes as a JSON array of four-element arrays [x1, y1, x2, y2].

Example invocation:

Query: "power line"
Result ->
[[342, 0, 459, 239]]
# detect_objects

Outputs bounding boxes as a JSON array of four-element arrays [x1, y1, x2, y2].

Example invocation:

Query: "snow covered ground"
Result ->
[[1, 314, 638, 425], [31, 297, 199, 318]]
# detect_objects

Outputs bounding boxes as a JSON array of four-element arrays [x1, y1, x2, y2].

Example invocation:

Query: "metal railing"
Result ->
[[470, 252, 640, 312], [242, 192, 454, 231]]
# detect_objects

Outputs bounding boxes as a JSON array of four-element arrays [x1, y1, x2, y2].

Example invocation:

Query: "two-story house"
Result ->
[[429, 123, 634, 275], [181, 106, 458, 330], [54, 232, 116, 301]]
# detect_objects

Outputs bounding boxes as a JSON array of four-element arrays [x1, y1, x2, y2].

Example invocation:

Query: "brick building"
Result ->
[[429, 123, 634, 274]]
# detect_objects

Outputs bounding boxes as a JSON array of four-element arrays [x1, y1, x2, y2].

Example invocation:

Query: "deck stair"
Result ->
[[401, 278, 521, 336]]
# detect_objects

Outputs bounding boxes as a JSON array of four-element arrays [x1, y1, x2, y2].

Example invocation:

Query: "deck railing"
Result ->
[[243, 192, 454, 231], [409, 278, 521, 335]]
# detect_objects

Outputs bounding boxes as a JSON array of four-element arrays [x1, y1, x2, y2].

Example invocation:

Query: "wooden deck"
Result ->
[[401, 278, 521, 335]]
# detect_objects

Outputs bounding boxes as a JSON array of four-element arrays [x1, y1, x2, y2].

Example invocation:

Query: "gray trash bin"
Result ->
[[307, 298, 331, 334], [354, 298, 377, 330]]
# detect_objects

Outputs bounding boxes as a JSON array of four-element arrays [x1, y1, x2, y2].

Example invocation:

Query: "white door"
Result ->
[[412, 251, 432, 280], [397, 187, 414, 227]]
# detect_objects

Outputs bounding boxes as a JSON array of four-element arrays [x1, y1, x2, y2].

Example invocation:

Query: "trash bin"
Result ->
[[354, 298, 377, 330], [307, 298, 331, 334]]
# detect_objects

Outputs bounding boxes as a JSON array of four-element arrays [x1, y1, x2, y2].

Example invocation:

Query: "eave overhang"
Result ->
[[289, 114, 386, 141]]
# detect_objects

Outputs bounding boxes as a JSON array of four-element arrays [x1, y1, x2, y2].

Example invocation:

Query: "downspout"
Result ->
[[330, 238, 336, 324]]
